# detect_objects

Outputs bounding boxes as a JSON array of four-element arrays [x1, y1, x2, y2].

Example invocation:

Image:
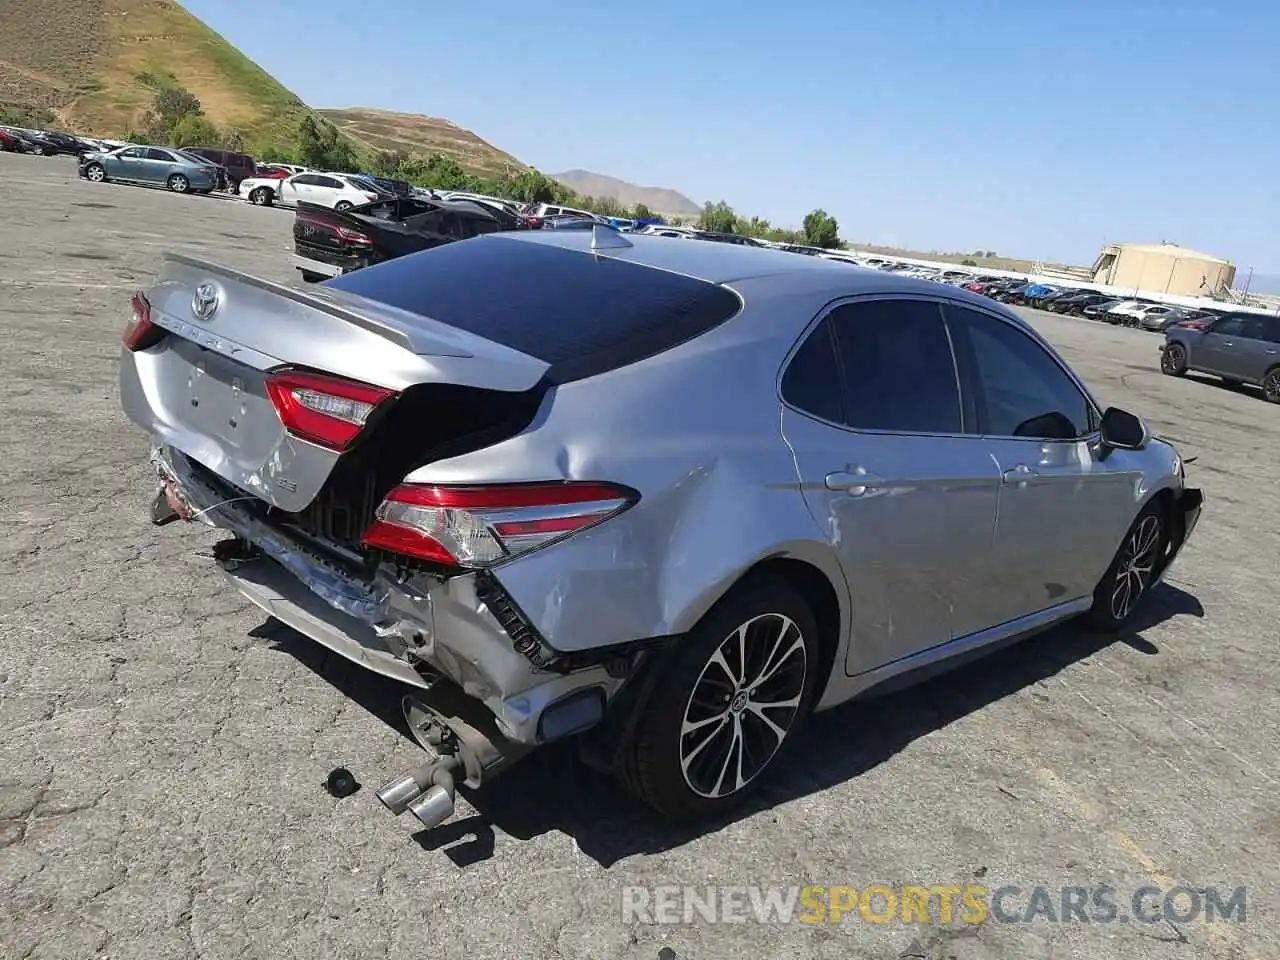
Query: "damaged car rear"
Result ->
[[120, 229, 1201, 831]]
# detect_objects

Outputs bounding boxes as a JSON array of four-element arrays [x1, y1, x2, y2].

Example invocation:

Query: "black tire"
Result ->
[[167, 173, 189, 193], [1264, 367, 1280, 404], [334, 201, 353, 211], [299, 270, 326, 283], [619, 578, 820, 819], [1086, 501, 1167, 633], [250, 187, 273, 206], [1160, 342, 1188, 376], [84, 162, 106, 183]]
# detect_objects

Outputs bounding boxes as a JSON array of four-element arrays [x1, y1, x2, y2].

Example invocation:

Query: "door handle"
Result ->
[[1001, 464, 1039, 486], [825, 466, 882, 494]]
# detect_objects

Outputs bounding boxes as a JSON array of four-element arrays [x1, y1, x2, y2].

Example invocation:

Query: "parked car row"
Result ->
[[1, 125, 124, 156], [976, 279, 1225, 331]]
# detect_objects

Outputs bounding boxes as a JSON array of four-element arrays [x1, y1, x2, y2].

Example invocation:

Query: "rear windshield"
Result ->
[[326, 235, 743, 383]]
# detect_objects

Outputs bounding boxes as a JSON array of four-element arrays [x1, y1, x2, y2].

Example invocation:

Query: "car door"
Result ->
[[143, 147, 178, 184], [1207, 316, 1274, 382], [308, 175, 346, 207], [943, 304, 1136, 625], [277, 173, 313, 205], [111, 146, 147, 180], [1196, 315, 1255, 376], [779, 297, 1003, 677]]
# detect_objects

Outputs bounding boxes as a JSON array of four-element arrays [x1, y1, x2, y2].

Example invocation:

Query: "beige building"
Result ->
[[1089, 242, 1236, 297]]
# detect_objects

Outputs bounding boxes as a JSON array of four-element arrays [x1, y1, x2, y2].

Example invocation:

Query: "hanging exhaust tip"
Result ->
[[377, 771, 428, 816], [407, 784, 455, 830]]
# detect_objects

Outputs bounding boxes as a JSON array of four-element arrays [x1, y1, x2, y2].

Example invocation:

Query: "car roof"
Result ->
[[498, 230, 1029, 323]]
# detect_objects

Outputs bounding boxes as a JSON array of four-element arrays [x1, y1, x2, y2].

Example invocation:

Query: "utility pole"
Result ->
[[1243, 266, 1254, 296]]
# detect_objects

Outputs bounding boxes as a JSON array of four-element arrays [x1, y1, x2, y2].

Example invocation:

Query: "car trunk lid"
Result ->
[[120, 253, 552, 525]]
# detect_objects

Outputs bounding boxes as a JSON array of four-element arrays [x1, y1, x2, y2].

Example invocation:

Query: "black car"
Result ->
[[1049, 292, 1113, 315], [4, 128, 61, 155], [41, 131, 100, 156], [365, 176, 413, 197], [291, 196, 509, 281]]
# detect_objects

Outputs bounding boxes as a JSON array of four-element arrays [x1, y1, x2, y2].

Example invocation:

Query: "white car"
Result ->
[[1108, 301, 1176, 327], [527, 202, 604, 222], [1103, 300, 1147, 324], [241, 171, 386, 210]]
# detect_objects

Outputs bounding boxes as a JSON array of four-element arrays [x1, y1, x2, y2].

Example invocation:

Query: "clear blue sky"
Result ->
[[186, 0, 1279, 273]]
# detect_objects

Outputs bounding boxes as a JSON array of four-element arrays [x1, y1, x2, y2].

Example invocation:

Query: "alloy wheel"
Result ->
[[86, 166, 104, 182], [679, 613, 808, 799], [1110, 514, 1161, 621], [1161, 344, 1186, 374], [1264, 369, 1280, 404]]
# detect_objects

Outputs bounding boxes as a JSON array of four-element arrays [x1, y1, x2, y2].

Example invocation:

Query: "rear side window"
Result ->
[[327, 235, 743, 383], [826, 299, 962, 434], [781, 318, 843, 423]]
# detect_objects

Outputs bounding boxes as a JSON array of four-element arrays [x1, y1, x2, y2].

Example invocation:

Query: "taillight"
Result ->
[[334, 224, 373, 246], [265, 370, 395, 451], [123, 290, 165, 351], [298, 213, 373, 247], [361, 481, 637, 568]]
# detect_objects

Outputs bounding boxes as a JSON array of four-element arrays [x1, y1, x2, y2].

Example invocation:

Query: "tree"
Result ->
[[802, 209, 840, 249], [699, 200, 738, 234], [374, 149, 409, 176], [169, 113, 219, 148], [631, 202, 653, 220], [153, 87, 202, 125], [297, 115, 359, 171]]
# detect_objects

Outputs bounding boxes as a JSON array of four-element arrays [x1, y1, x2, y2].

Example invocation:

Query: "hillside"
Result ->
[[0, 0, 310, 149], [318, 107, 526, 180], [551, 170, 701, 217]]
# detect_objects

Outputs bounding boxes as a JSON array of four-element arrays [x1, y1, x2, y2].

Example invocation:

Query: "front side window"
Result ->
[[827, 299, 962, 434], [119, 147, 145, 158], [947, 306, 1092, 440]]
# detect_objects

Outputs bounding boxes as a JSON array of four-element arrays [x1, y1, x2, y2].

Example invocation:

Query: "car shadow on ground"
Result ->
[[264, 582, 1203, 868]]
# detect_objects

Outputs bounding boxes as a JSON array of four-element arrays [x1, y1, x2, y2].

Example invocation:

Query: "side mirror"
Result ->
[[1099, 407, 1150, 451]]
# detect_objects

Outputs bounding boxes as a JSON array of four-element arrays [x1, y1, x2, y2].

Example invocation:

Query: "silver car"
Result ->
[[119, 229, 1202, 830], [1161, 311, 1280, 402]]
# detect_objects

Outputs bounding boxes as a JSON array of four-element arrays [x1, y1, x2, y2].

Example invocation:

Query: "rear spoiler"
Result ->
[[161, 251, 415, 352], [156, 252, 552, 383]]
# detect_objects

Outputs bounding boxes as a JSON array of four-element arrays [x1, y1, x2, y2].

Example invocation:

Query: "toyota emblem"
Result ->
[[192, 281, 220, 321]]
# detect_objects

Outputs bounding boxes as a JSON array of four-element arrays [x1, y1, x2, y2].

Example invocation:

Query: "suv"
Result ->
[[1161, 311, 1280, 402], [186, 148, 256, 191]]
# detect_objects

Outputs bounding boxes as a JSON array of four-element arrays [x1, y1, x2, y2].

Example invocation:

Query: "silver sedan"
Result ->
[[118, 230, 1202, 829]]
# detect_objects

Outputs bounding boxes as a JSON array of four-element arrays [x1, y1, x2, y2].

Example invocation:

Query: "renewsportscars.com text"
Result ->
[[621, 884, 1248, 926]]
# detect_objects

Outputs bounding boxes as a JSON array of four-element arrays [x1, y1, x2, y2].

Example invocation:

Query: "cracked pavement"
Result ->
[[1, 152, 1277, 960]]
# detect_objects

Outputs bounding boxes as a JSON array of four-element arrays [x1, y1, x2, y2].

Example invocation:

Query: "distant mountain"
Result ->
[[318, 107, 526, 179], [551, 170, 701, 217]]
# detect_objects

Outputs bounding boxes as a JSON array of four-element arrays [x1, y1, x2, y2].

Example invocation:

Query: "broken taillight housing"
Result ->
[[265, 370, 395, 451], [361, 482, 638, 567], [123, 290, 166, 351]]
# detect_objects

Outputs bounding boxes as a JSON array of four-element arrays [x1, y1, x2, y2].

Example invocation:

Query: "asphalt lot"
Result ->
[[1, 150, 1277, 960]]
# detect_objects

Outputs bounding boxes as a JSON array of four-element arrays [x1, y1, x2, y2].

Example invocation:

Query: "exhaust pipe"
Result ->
[[375, 755, 461, 819]]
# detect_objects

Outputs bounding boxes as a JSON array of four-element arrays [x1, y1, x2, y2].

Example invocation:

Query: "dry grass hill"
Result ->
[[551, 169, 701, 218], [0, 0, 703, 203], [0, 0, 309, 147], [318, 107, 526, 180]]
